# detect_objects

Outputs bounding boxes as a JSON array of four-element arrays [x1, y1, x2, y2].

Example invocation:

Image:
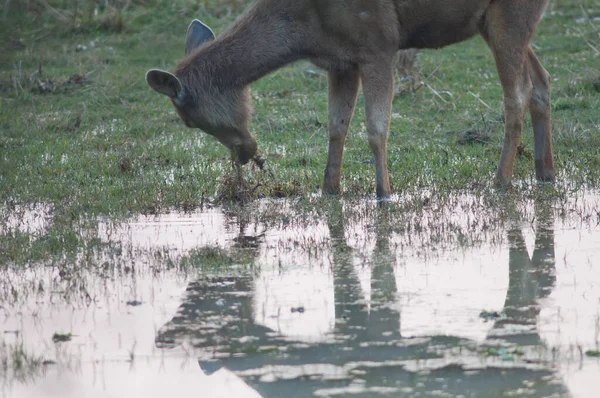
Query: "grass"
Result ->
[[0, 0, 599, 265]]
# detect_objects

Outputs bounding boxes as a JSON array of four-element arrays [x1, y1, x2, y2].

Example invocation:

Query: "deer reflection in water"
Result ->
[[489, 202, 556, 348], [156, 200, 566, 397]]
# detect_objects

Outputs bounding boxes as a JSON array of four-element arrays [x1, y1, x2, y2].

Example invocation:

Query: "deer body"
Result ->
[[147, 0, 555, 198]]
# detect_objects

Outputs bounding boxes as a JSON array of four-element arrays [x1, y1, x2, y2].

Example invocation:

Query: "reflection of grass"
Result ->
[[586, 349, 600, 357], [1, 185, 598, 269], [1, 0, 599, 263], [0, 342, 44, 383], [242, 345, 280, 354], [180, 246, 256, 269], [483, 346, 525, 359]]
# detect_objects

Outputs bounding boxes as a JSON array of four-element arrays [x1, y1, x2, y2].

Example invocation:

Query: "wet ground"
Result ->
[[1, 190, 600, 397]]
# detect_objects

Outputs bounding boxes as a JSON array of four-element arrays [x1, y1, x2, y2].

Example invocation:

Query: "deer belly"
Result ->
[[400, 2, 489, 49], [404, 22, 480, 49]]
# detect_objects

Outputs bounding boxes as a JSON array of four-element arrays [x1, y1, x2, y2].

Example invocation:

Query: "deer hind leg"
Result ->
[[488, 41, 532, 187], [496, 61, 531, 187], [323, 66, 360, 195], [528, 47, 555, 182], [360, 60, 394, 199], [481, 0, 548, 186]]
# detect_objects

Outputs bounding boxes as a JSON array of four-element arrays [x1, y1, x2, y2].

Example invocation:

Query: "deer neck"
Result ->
[[178, 7, 305, 91]]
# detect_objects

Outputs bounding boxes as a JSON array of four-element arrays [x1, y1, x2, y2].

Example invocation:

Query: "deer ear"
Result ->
[[145, 69, 183, 99], [185, 19, 215, 54]]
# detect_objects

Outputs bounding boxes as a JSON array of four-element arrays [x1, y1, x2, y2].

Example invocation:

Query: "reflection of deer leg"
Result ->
[[334, 262, 369, 336], [368, 211, 400, 339], [488, 226, 541, 346], [368, 262, 399, 339], [531, 200, 556, 298], [327, 203, 369, 336], [491, 199, 556, 346], [504, 228, 536, 320]]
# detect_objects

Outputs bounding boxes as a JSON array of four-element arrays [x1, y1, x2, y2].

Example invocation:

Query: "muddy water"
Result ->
[[2, 192, 600, 398]]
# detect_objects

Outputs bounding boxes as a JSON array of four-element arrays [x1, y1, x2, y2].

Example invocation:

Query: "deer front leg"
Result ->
[[323, 67, 360, 195], [360, 60, 394, 199]]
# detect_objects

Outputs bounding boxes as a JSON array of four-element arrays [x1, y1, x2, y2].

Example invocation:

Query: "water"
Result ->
[[1, 192, 600, 397]]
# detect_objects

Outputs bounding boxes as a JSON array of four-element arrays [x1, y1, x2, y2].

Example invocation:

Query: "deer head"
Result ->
[[145, 20, 258, 165]]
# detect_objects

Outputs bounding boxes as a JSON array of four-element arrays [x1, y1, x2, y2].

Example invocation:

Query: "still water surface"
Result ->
[[2, 192, 599, 397]]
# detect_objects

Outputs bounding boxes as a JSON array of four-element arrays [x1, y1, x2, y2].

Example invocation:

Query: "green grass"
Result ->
[[1, 0, 599, 264]]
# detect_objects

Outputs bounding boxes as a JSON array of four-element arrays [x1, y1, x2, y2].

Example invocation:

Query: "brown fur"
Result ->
[[147, 0, 555, 198]]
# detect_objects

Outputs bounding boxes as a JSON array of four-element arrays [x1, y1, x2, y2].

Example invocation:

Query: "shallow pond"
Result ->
[[2, 191, 600, 397]]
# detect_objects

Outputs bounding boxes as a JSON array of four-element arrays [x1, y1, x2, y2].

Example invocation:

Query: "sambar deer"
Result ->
[[146, 0, 555, 199]]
